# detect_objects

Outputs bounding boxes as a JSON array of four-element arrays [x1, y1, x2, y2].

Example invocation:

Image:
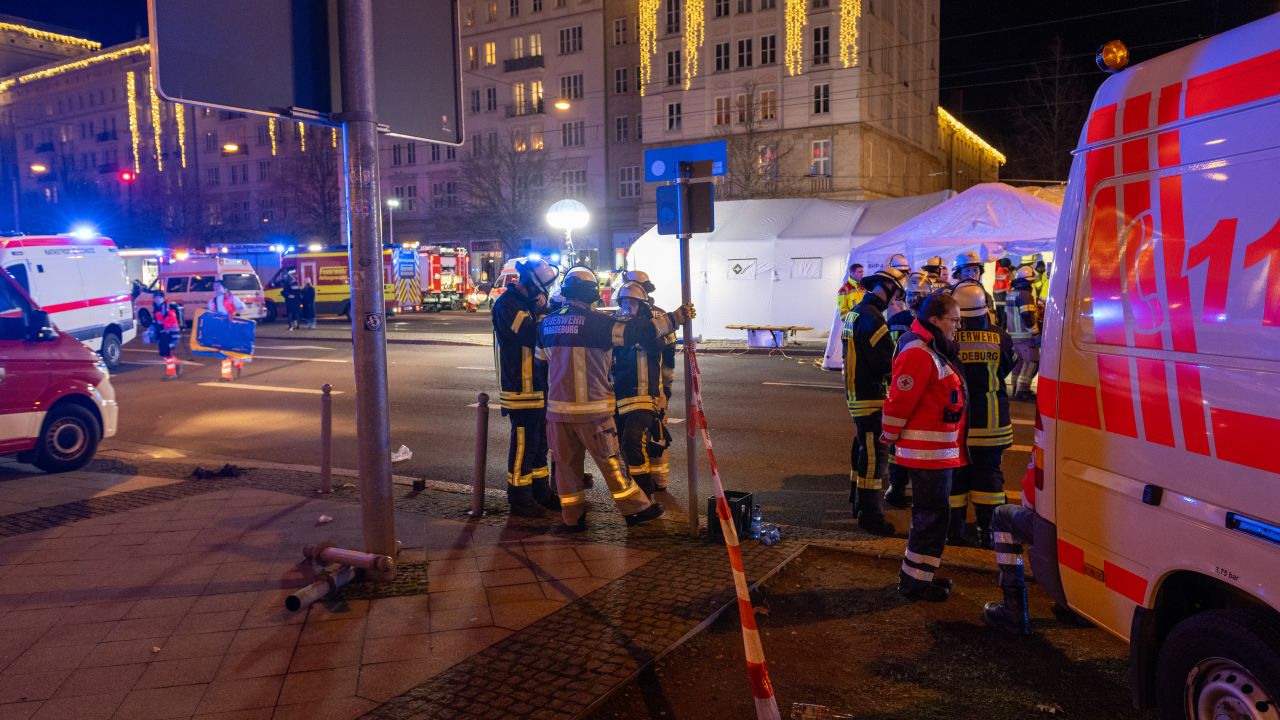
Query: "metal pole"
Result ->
[[470, 392, 490, 518], [387, 204, 395, 245], [676, 166, 699, 537], [337, 0, 396, 581], [320, 383, 333, 493]]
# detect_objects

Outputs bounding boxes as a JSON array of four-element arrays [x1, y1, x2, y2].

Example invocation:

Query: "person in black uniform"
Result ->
[[611, 281, 664, 497], [491, 258, 561, 517], [949, 282, 1015, 548], [842, 266, 907, 536]]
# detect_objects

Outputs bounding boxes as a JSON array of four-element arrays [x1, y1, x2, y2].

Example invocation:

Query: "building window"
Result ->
[[760, 0, 775, 8], [258, 160, 271, 181], [666, 50, 682, 86], [615, 67, 629, 94], [531, 79, 544, 105], [529, 32, 543, 56], [813, 0, 829, 7], [487, 0, 498, 20], [760, 89, 778, 120], [619, 166, 641, 198], [511, 36, 526, 58], [467, 46, 478, 69], [715, 0, 730, 17], [813, 83, 830, 113], [206, 168, 220, 186], [464, 7, 475, 25], [487, 87, 498, 111], [531, 128, 544, 150], [666, 102, 682, 130], [204, 132, 217, 153], [614, 17, 628, 45], [510, 0, 519, 16], [447, 146, 457, 160], [737, 0, 752, 13], [665, 0, 680, 33], [760, 34, 777, 65], [715, 96, 731, 126], [256, 125, 269, 146], [559, 74, 584, 99], [615, 116, 629, 143], [715, 42, 730, 72], [813, 26, 830, 65], [470, 89, 481, 113], [471, 133, 483, 156], [484, 42, 496, 66], [407, 143, 417, 164], [811, 139, 831, 176], [562, 170, 587, 198], [431, 144, 441, 162], [533, 0, 542, 11], [392, 144, 402, 166], [513, 83, 527, 113], [738, 38, 753, 68], [636, 114, 644, 141], [433, 181, 458, 208], [559, 26, 583, 54], [736, 94, 749, 123], [229, 164, 247, 185], [561, 121, 585, 147], [406, 185, 417, 211]]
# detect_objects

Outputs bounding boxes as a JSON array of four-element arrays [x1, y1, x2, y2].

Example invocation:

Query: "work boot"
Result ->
[[976, 527, 995, 550], [582, 472, 595, 490], [856, 489, 895, 536], [899, 578, 950, 602], [507, 486, 546, 518], [632, 473, 656, 499], [552, 515, 588, 534], [625, 504, 665, 527], [848, 476, 861, 517], [982, 565, 1031, 635], [531, 477, 561, 511]]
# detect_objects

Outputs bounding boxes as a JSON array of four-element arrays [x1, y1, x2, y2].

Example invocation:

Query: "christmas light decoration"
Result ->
[[684, 0, 704, 89], [175, 105, 187, 168], [939, 108, 1006, 165], [0, 44, 148, 92], [268, 119, 278, 156], [784, 0, 807, 75], [638, 0, 659, 95], [126, 71, 141, 174], [149, 76, 164, 172], [0, 22, 99, 50], [331, 128, 338, 148], [838, 0, 861, 68], [298, 122, 306, 152]]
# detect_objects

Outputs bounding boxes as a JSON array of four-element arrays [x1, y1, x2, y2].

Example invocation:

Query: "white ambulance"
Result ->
[[0, 234, 136, 369], [1030, 14, 1280, 718], [136, 255, 267, 325]]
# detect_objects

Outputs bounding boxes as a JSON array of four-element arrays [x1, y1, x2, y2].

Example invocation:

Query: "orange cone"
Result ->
[[220, 358, 234, 382], [164, 356, 178, 379]]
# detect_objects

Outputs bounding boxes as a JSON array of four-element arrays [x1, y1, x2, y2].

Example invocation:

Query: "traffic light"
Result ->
[[118, 170, 137, 183]]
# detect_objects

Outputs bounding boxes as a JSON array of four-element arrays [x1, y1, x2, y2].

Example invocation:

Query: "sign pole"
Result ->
[[676, 164, 699, 537], [337, 0, 397, 580]]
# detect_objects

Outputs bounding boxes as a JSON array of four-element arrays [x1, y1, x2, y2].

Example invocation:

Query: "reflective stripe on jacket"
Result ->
[[842, 294, 893, 418], [882, 319, 968, 469], [491, 288, 547, 411], [1004, 285, 1038, 340]]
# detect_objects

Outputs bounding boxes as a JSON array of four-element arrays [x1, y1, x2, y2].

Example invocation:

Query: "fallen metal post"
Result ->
[[285, 563, 355, 612], [470, 392, 489, 518], [320, 383, 333, 494], [302, 543, 395, 573]]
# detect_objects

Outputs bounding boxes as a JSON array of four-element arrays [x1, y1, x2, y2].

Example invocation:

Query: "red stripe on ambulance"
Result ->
[[1104, 561, 1150, 604], [1186, 47, 1280, 117], [41, 294, 131, 315], [1096, 356, 1139, 438]]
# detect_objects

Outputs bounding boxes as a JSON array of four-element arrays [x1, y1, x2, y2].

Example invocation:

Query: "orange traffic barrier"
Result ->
[[164, 355, 179, 379]]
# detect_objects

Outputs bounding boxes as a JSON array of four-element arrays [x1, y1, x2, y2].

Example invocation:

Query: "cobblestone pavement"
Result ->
[[0, 457, 822, 720]]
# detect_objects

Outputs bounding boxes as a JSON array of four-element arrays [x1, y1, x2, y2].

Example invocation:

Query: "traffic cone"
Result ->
[[220, 358, 234, 382], [164, 355, 178, 380], [233, 358, 244, 378]]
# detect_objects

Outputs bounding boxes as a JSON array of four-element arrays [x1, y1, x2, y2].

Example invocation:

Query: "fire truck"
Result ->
[[419, 245, 476, 311], [1030, 15, 1280, 717], [262, 247, 401, 321]]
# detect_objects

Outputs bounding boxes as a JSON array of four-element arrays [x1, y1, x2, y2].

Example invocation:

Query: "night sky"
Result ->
[[6, 0, 1278, 176]]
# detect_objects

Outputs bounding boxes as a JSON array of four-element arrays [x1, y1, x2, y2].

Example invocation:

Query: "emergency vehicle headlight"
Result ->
[[69, 224, 98, 241], [1096, 40, 1129, 73]]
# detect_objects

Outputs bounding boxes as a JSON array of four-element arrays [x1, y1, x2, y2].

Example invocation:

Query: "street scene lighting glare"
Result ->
[[308, 243, 323, 252], [386, 198, 401, 208], [222, 142, 240, 153], [553, 99, 571, 110], [68, 224, 97, 240], [546, 198, 589, 231], [29, 163, 48, 173]]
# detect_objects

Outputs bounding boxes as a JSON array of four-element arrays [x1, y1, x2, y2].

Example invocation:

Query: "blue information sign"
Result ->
[[643, 141, 727, 182]]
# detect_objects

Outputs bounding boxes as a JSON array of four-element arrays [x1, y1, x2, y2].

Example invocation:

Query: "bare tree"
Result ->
[[454, 133, 560, 256], [720, 81, 803, 199], [277, 132, 342, 241], [1005, 37, 1095, 182]]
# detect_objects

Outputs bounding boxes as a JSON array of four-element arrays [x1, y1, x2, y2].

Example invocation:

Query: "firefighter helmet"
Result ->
[[615, 281, 649, 317], [860, 266, 907, 297], [887, 254, 911, 273], [923, 256, 945, 270], [559, 267, 600, 303], [621, 270, 656, 293], [905, 271, 932, 301], [517, 258, 559, 296], [953, 281, 988, 318], [953, 250, 984, 272], [1014, 265, 1037, 282]]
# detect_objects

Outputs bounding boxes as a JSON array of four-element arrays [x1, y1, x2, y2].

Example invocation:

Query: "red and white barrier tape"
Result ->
[[686, 342, 782, 720]]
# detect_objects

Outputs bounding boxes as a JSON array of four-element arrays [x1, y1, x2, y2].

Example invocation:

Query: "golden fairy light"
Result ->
[[684, 0, 704, 89], [268, 118, 278, 156], [939, 108, 1006, 165], [784, 0, 807, 75], [298, 121, 306, 152], [638, 0, 660, 95], [126, 71, 141, 173], [838, 0, 861, 68], [331, 128, 338, 148], [175, 104, 187, 168], [0, 22, 99, 50], [149, 76, 164, 172], [0, 44, 148, 92]]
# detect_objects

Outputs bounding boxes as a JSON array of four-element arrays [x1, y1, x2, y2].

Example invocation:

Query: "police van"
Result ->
[[0, 234, 136, 369], [1030, 14, 1280, 718]]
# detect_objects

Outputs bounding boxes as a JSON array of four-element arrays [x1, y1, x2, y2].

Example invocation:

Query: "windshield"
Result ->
[[221, 272, 262, 291]]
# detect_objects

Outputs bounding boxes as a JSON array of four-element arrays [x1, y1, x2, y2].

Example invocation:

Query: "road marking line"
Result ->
[[455, 366, 493, 371], [666, 418, 685, 425], [466, 403, 501, 410], [761, 381, 843, 389], [255, 344, 337, 351], [251, 355, 349, 363], [197, 382, 344, 395], [1013, 418, 1034, 426], [122, 359, 205, 367]]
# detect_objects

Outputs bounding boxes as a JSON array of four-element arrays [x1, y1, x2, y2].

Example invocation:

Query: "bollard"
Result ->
[[302, 543, 395, 573], [285, 563, 355, 612], [320, 384, 333, 494], [470, 392, 490, 518]]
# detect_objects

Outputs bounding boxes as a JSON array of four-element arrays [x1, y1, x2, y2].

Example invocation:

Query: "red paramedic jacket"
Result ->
[[880, 319, 968, 469]]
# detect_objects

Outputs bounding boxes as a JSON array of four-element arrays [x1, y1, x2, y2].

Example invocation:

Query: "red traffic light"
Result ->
[[118, 170, 136, 183]]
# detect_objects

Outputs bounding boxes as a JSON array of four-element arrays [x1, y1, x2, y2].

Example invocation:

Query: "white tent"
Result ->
[[821, 183, 1062, 369], [625, 193, 951, 341]]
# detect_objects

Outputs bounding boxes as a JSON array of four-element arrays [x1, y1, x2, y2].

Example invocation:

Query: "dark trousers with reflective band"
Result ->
[[851, 413, 888, 493], [900, 467, 952, 589], [549, 417, 650, 525], [616, 409, 657, 497], [1011, 339, 1039, 394], [886, 446, 908, 495], [992, 503, 1035, 587], [950, 445, 1007, 529], [506, 409, 550, 488]]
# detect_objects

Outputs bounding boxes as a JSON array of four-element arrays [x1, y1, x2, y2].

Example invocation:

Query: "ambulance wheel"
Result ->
[[261, 300, 277, 323], [32, 404, 101, 474], [100, 331, 122, 370], [1156, 608, 1280, 720], [137, 308, 152, 329]]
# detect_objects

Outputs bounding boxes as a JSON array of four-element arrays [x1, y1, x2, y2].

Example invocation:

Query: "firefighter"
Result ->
[[884, 271, 933, 508], [1006, 266, 1040, 401], [836, 263, 865, 320], [537, 267, 694, 532], [491, 258, 560, 517], [992, 257, 1013, 326], [881, 293, 967, 602], [152, 291, 182, 380], [949, 283, 1015, 549], [611, 282, 665, 498], [617, 270, 678, 492], [887, 253, 911, 275], [921, 256, 946, 290], [949, 250, 998, 326], [842, 266, 907, 536], [981, 462, 1040, 635]]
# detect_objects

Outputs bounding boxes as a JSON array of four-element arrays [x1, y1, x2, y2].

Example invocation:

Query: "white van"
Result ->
[[0, 234, 136, 369], [136, 255, 267, 325], [1031, 14, 1280, 716]]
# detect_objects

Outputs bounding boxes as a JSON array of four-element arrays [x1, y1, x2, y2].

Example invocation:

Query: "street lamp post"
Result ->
[[545, 198, 589, 268], [386, 197, 401, 245]]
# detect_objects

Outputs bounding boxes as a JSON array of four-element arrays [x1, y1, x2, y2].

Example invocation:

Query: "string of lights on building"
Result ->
[[0, 21, 100, 51], [939, 107, 1007, 165], [683, 0, 705, 89], [838, 0, 861, 68], [125, 70, 141, 174], [784, 0, 808, 75]]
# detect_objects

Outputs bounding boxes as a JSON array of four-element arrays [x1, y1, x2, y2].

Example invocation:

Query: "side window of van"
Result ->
[[3, 264, 29, 295], [0, 272, 26, 340], [189, 275, 215, 292], [166, 277, 189, 293]]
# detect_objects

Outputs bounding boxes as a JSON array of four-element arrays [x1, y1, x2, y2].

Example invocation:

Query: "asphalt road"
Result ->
[[104, 310, 1034, 532]]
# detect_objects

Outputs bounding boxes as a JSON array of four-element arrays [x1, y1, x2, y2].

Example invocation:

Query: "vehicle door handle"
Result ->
[[0, 366, 5, 383]]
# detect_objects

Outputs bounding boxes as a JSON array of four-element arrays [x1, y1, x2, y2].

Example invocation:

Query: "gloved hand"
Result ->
[[673, 303, 697, 324]]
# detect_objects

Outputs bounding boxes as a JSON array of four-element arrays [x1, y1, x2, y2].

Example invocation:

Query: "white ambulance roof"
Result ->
[[161, 256, 255, 273], [0, 235, 117, 250]]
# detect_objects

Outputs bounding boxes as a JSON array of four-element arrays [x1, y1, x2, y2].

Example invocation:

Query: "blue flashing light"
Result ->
[[1226, 512, 1280, 547], [528, 252, 543, 261], [550, 253, 561, 264], [69, 224, 98, 241]]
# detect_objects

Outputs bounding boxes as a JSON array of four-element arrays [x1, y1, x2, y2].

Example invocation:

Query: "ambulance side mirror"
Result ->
[[26, 309, 58, 342]]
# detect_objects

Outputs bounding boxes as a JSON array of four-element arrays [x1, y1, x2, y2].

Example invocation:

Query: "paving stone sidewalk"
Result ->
[[0, 457, 808, 720]]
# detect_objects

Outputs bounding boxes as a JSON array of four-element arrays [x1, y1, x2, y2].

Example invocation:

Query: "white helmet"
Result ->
[[953, 282, 988, 318], [621, 270, 656, 293], [953, 250, 984, 272], [1014, 265, 1036, 282], [887, 254, 910, 273], [516, 258, 559, 296], [923, 256, 944, 270], [559, 266, 600, 303], [614, 281, 649, 317]]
